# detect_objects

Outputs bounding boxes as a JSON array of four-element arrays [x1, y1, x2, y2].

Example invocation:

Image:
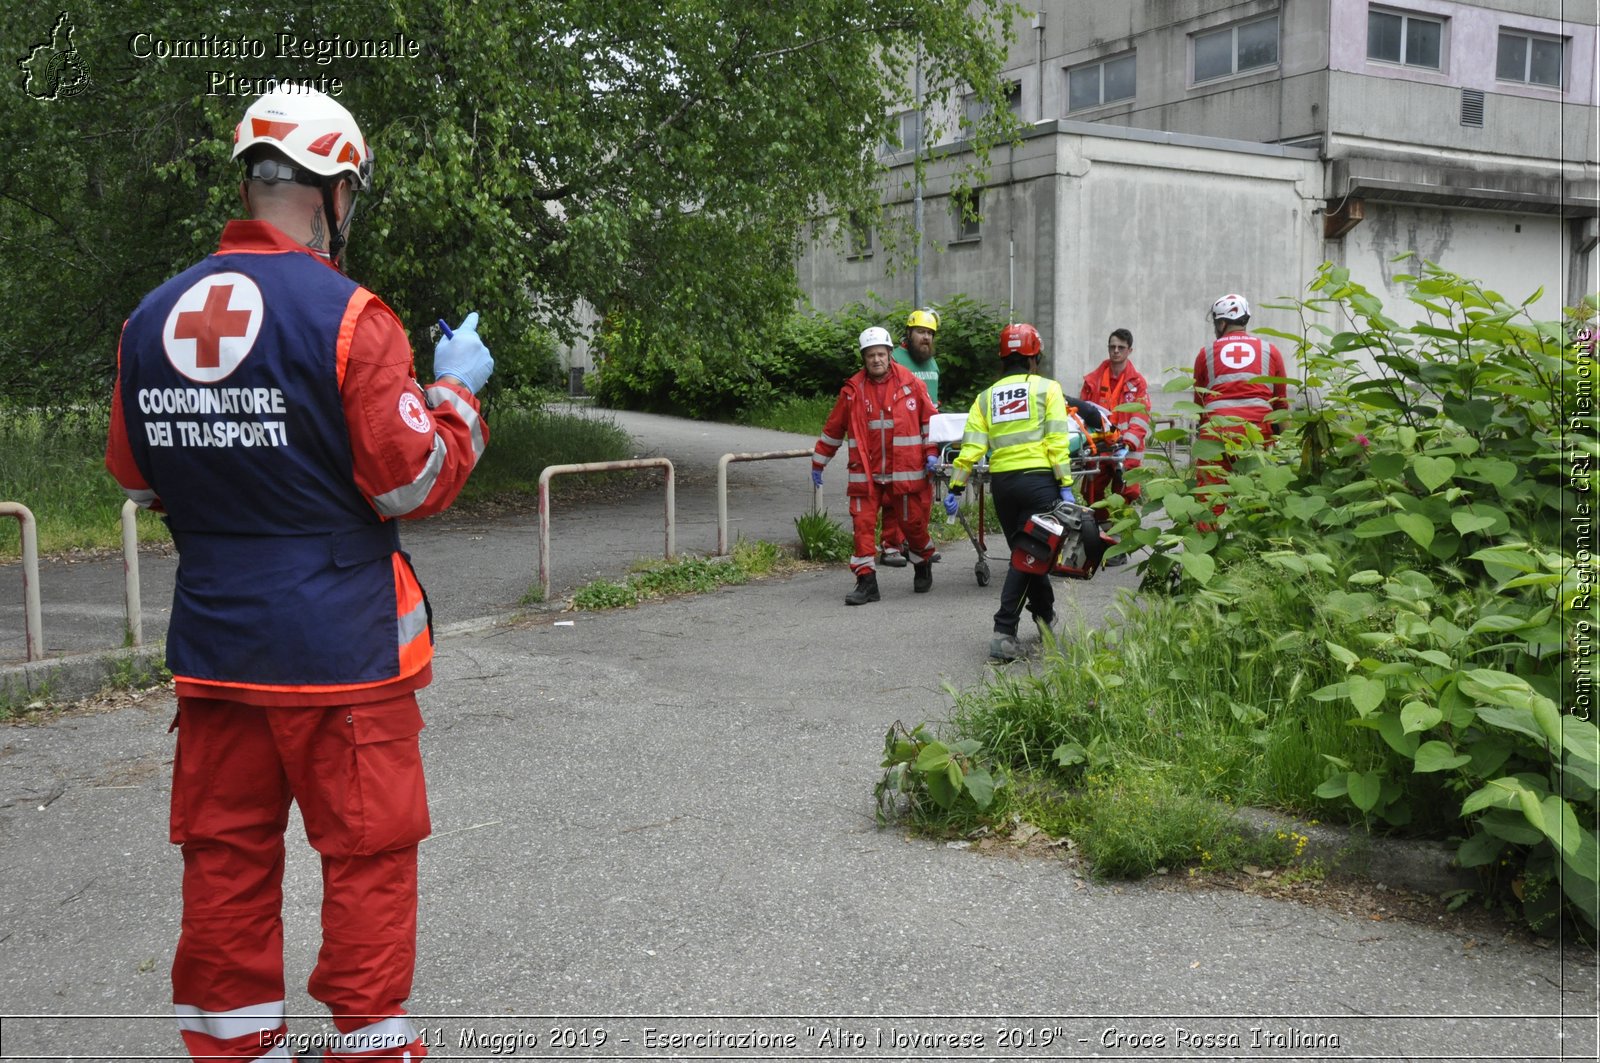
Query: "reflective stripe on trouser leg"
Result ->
[[175, 1001, 290, 1060], [170, 697, 295, 1057], [323, 1014, 426, 1062], [849, 496, 880, 577]]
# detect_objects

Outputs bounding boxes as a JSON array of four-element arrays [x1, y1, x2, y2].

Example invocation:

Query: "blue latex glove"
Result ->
[[1114, 446, 1129, 459], [925, 454, 939, 473], [434, 311, 494, 394], [811, 468, 824, 489], [943, 492, 961, 517], [1059, 485, 1075, 505]]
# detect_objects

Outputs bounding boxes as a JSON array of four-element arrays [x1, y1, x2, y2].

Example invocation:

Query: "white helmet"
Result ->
[[232, 88, 372, 192], [1210, 293, 1251, 322], [858, 326, 893, 351]]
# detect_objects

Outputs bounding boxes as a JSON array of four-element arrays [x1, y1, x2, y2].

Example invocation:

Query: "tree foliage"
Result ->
[[0, 1, 1019, 405]]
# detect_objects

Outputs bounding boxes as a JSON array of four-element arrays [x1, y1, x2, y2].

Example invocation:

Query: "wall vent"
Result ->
[[1461, 88, 1485, 127]]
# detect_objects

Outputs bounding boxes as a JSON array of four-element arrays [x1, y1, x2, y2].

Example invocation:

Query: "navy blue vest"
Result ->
[[120, 249, 415, 687]]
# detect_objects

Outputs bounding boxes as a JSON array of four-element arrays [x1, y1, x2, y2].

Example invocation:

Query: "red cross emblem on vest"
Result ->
[[1218, 340, 1257, 372], [162, 272, 264, 383]]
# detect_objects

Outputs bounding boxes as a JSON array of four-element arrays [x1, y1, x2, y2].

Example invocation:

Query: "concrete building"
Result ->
[[797, 0, 1599, 398]]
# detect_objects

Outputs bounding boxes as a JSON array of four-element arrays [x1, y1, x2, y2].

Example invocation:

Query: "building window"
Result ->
[[1367, 8, 1443, 69], [951, 188, 981, 242], [882, 109, 922, 157], [847, 212, 873, 258], [965, 81, 1023, 129], [1068, 53, 1136, 112], [1497, 30, 1564, 87], [1193, 16, 1279, 83]]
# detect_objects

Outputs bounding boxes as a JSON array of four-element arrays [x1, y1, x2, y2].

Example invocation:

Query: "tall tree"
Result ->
[[0, 1, 1018, 404]]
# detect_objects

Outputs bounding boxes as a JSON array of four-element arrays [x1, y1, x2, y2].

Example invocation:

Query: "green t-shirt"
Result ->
[[891, 345, 939, 405]]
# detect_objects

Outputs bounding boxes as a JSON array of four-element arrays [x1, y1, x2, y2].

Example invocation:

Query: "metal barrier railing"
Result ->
[[120, 500, 143, 648], [1, 502, 43, 661], [538, 458, 675, 602], [715, 450, 821, 556]]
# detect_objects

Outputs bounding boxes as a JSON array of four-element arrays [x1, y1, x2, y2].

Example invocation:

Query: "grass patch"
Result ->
[[567, 538, 797, 610], [891, 566, 1447, 880], [0, 408, 169, 559], [736, 394, 836, 435], [794, 507, 851, 562], [458, 405, 634, 503]]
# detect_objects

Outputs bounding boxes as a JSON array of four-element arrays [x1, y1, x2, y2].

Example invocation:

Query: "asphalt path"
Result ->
[[0, 410, 1595, 1061]]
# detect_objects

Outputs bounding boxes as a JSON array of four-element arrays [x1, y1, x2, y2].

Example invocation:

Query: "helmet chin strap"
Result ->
[[321, 181, 355, 270]]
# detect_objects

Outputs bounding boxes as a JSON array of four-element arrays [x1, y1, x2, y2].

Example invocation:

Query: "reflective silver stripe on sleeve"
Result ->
[[175, 1002, 285, 1040], [397, 597, 429, 646], [371, 435, 447, 517], [819, 432, 843, 447], [424, 384, 486, 461], [1205, 397, 1273, 412], [961, 428, 989, 447], [122, 487, 158, 509], [1052, 461, 1072, 481], [332, 1016, 418, 1055], [811, 448, 830, 464]]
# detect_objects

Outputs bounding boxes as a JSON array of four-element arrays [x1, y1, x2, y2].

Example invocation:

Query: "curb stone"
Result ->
[[1233, 806, 1478, 895]]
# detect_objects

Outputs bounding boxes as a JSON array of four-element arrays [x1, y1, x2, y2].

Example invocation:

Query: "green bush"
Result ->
[[896, 261, 1598, 935], [1113, 260, 1598, 933], [592, 294, 1009, 418]]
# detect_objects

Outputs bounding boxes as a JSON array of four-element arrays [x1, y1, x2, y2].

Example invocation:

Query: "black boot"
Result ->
[[912, 561, 933, 593], [845, 572, 880, 605]]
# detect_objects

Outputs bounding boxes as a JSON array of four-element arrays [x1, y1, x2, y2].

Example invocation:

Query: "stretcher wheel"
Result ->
[[975, 559, 991, 586]]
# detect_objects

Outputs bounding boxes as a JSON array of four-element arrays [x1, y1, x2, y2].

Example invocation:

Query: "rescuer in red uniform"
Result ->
[[106, 88, 494, 1062], [811, 326, 938, 604], [1192, 293, 1289, 519], [1079, 327, 1152, 512]]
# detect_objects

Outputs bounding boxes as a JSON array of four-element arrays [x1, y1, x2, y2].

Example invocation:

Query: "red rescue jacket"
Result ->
[[1081, 359, 1153, 457], [812, 363, 935, 497], [1193, 331, 1288, 431]]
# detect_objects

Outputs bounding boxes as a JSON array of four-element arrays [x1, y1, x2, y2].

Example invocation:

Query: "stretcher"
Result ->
[[927, 412, 1125, 586], [927, 413, 1002, 586]]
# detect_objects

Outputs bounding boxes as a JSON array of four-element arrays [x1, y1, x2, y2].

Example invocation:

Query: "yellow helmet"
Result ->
[[906, 308, 940, 332]]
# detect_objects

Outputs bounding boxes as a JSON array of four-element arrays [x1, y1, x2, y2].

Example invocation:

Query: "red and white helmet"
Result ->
[[232, 88, 372, 191], [998, 323, 1042, 358], [1210, 293, 1251, 322], [858, 326, 893, 352]]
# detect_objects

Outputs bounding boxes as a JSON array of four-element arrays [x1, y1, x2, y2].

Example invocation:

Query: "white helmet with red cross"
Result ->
[[232, 88, 372, 192], [1210, 293, 1251, 323]]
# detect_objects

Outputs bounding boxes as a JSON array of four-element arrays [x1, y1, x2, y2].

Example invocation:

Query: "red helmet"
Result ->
[[998, 323, 1042, 358]]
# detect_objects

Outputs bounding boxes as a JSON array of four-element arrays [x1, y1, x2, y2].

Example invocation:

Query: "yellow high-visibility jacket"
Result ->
[[950, 373, 1082, 489]]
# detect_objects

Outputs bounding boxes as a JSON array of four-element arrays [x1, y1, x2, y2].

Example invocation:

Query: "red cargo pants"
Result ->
[[169, 695, 431, 1061]]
